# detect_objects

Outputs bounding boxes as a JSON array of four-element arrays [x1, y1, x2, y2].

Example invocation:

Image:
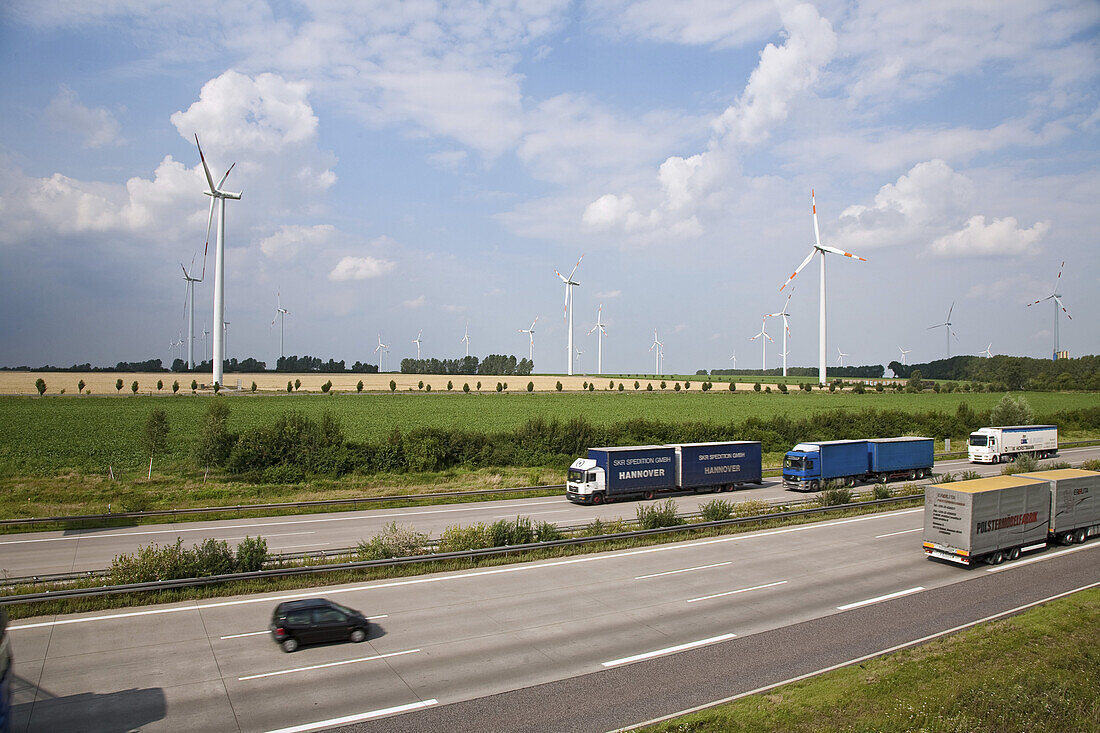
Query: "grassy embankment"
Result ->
[[0, 390, 1096, 520], [642, 587, 1100, 733]]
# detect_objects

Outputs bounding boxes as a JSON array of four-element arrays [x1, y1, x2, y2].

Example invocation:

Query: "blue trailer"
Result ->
[[782, 440, 870, 491], [867, 437, 934, 482], [567, 441, 762, 504]]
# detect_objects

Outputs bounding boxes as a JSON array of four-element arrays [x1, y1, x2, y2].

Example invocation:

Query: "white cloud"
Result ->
[[587, 0, 778, 48], [258, 224, 336, 259], [404, 295, 427, 308], [44, 85, 122, 148], [442, 304, 466, 313], [966, 274, 1048, 302], [328, 255, 396, 281], [595, 290, 621, 299], [930, 216, 1050, 258]]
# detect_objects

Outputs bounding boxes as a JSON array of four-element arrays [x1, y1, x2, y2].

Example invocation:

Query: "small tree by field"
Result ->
[[357, 380, 364, 393], [463, 383, 470, 394], [143, 408, 169, 479], [172, 380, 179, 394], [447, 380, 453, 391], [583, 381, 588, 390], [674, 382, 681, 391], [35, 378, 46, 396], [754, 382, 761, 392], [294, 379, 301, 391], [157, 379, 164, 391], [660, 381, 666, 390], [321, 380, 332, 393], [425, 383, 432, 392], [778, 382, 787, 393], [527, 381, 534, 392], [556, 381, 562, 391], [286, 380, 293, 393], [213, 382, 221, 394], [191, 379, 198, 394], [618, 383, 624, 391], [250, 381, 257, 393], [116, 379, 123, 393], [648, 383, 654, 391], [496, 382, 503, 392], [131, 381, 139, 395], [78, 379, 86, 394], [608, 381, 614, 390], [390, 380, 397, 393], [634, 380, 639, 390], [477, 381, 482, 391], [685, 381, 691, 389], [729, 382, 735, 391], [588, 383, 594, 392], [418, 380, 424, 390]]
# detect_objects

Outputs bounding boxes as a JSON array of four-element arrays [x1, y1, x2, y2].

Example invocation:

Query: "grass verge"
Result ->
[[641, 586, 1100, 733]]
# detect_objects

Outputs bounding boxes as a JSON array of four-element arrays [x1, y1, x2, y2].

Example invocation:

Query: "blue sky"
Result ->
[[1, 1, 1097, 375]]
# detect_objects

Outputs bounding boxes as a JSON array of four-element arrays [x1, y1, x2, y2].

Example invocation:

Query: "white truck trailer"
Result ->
[[967, 425, 1057, 464]]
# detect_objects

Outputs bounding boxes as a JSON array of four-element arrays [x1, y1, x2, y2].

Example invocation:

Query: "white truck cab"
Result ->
[[566, 458, 605, 500]]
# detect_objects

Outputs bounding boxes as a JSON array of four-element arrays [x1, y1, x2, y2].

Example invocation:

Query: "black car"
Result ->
[[270, 598, 370, 652]]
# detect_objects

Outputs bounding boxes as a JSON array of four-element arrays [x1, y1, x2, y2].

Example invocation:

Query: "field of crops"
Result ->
[[1, 390, 1097, 478]]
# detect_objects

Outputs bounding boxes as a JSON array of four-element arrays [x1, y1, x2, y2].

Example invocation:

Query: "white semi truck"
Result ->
[[967, 425, 1057, 464]]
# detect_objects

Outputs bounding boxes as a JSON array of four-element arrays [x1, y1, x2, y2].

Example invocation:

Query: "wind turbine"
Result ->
[[195, 134, 241, 388], [575, 346, 583, 373], [649, 329, 663, 375], [375, 334, 388, 372], [898, 346, 911, 366], [749, 316, 773, 371], [981, 343, 993, 358], [1027, 260, 1072, 360], [767, 293, 794, 376], [201, 324, 210, 364], [927, 301, 959, 359], [180, 252, 205, 369], [835, 346, 848, 367], [461, 323, 471, 358], [587, 304, 607, 375], [780, 190, 866, 385], [555, 254, 584, 376], [271, 289, 290, 362], [729, 350, 737, 370], [518, 316, 538, 362], [412, 330, 423, 360], [222, 320, 230, 362]]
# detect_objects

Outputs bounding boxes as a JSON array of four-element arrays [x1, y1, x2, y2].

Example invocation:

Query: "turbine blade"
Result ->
[[811, 189, 821, 248], [217, 162, 236, 189], [780, 248, 816, 291], [568, 253, 584, 280], [195, 134, 217, 192], [818, 244, 867, 261], [1055, 296, 1072, 319], [204, 197, 215, 260], [946, 301, 954, 322]]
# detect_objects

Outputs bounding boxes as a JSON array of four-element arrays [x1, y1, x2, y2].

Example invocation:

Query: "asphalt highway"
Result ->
[[6, 502, 1099, 732], [1, 446, 1098, 578]]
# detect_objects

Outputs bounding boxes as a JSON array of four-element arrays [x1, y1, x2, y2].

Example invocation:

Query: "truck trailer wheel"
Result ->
[[1075, 528, 1088, 544], [1060, 531, 1076, 545], [1008, 547, 1020, 561], [989, 551, 1005, 565], [643, 490, 655, 501]]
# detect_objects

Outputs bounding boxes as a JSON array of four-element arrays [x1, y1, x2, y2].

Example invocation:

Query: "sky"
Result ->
[[0, 0, 1097, 376]]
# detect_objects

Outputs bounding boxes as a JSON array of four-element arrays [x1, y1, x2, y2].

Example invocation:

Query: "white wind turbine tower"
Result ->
[[461, 323, 471, 358], [518, 316, 538, 363], [927, 301, 959, 359], [587, 304, 607, 375], [749, 316, 773, 371], [835, 346, 848, 367], [729, 350, 737, 370], [649, 329, 663, 375], [375, 334, 388, 372], [195, 135, 241, 388], [180, 252, 205, 369], [412, 330, 423, 360], [271, 289, 290, 362], [767, 293, 794, 376], [898, 346, 911, 366], [1027, 260, 1072, 360], [981, 343, 993, 358], [555, 254, 584, 376], [780, 190, 866, 385], [222, 320, 230, 362], [575, 346, 583, 373]]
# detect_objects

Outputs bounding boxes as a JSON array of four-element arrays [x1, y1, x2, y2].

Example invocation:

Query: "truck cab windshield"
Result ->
[[784, 456, 804, 470], [969, 435, 988, 447], [568, 468, 586, 483]]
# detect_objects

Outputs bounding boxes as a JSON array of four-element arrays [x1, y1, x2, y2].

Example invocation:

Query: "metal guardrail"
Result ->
[[0, 495, 923, 604]]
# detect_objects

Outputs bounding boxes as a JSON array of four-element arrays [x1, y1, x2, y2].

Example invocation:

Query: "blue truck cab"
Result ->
[[782, 440, 869, 491]]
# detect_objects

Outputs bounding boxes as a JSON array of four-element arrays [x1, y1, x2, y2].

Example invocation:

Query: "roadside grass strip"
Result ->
[[687, 580, 788, 604], [837, 587, 924, 611], [263, 699, 438, 733], [238, 648, 420, 680], [602, 634, 736, 668]]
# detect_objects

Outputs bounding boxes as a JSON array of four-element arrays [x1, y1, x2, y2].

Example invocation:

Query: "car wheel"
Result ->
[[350, 628, 367, 643], [281, 638, 299, 653]]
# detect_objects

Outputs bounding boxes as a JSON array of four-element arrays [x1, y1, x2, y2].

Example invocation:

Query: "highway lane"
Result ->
[[1, 445, 1097, 578], [6, 505, 1099, 732]]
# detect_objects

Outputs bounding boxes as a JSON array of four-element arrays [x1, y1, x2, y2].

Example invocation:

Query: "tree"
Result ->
[[194, 400, 233, 468], [648, 383, 654, 391], [477, 381, 482, 391], [131, 381, 139, 395], [754, 382, 761, 392], [990, 395, 1034, 426], [172, 380, 179, 394], [618, 383, 624, 391], [418, 380, 424, 390], [116, 378, 124, 393], [287, 380, 293, 393], [587, 382, 594, 392], [157, 379, 164, 391], [778, 382, 788, 393], [527, 381, 534, 392], [191, 378, 198, 394], [556, 381, 562, 392], [35, 378, 46, 396], [357, 380, 364, 393], [685, 380, 691, 389], [213, 382, 221, 394], [608, 381, 614, 390], [497, 382, 503, 392], [143, 408, 169, 479], [78, 378, 86, 394], [294, 379, 301, 391], [425, 383, 431, 392], [447, 380, 453, 391], [674, 382, 681, 391], [660, 381, 666, 390], [390, 380, 397, 393], [906, 369, 923, 393], [634, 380, 639, 390], [728, 381, 735, 391], [321, 380, 332, 393], [463, 383, 470, 394], [251, 381, 257, 393]]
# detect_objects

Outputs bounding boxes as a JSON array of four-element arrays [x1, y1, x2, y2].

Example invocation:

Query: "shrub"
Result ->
[[78, 378, 86, 393], [131, 381, 139, 395], [251, 381, 257, 393], [895, 482, 924, 496], [733, 500, 770, 517], [294, 379, 301, 391], [852, 383, 865, 394], [192, 537, 236, 576], [35, 378, 46, 396], [938, 471, 956, 483], [157, 379, 164, 391], [816, 487, 854, 506], [235, 536, 268, 572], [556, 381, 562, 391], [583, 382, 588, 390], [418, 380, 424, 390], [213, 381, 221, 394], [588, 383, 594, 392], [535, 520, 563, 542], [876, 383, 884, 392], [287, 380, 293, 393], [448, 380, 454, 391], [1041, 460, 1071, 470], [356, 522, 429, 560], [262, 463, 306, 483], [674, 382, 681, 392], [477, 381, 481, 391], [425, 384, 431, 392], [463, 383, 470, 394], [171, 380, 179, 394], [660, 381, 666, 390], [684, 381, 691, 389], [636, 499, 681, 529], [527, 381, 534, 392], [580, 517, 627, 537], [872, 484, 893, 500], [608, 381, 614, 390], [700, 499, 735, 521], [618, 383, 624, 391], [778, 383, 787, 393], [648, 383, 654, 391], [496, 382, 503, 392], [357, 380, 364, 393], [116, 378, 123, 393], [1001, 453, 1039, 475], [754, 382, 761, 392], [728, 382, 735, 391], [192, 378, 198, 393], [634, 381, 640, 390], [765, 386, 771, 393], [1080, 459, 1100, 471], [437, 523, 493, 552], [321, 380, 332, 393], [960, 470, 982, 481]]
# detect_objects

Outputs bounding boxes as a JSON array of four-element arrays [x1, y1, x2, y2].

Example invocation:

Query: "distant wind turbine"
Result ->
[[767, 293, 794, 376], [649, 329, 663, 375], [927, 301, 959, 359], [981, 343, 993, 358], [461, 322, 471, 358], [555, 254, 584, 376], [194, 134, 241, 387], [180, 251, 205, 369], [518, 316, 538, 362], [412, 330, 423, 360], [575, 346, 583, 373], [375, 334, 388, 372], [780, 190, 866, 385], [835, 346, 848, 367], [1027, 260, 1072, 360], [587, 304, 607, 375], [898, 346, 911, 366], [729, 350, 737, 370], [749, 316, 774, 371], [271, 289, 290, 361]]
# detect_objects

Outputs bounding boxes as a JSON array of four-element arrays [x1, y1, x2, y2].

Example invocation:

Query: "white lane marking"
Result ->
[[875, 528, 922, 539], [616, 580, 1100, 732], [9, 508, 923, 631], [239, 648, 419, 680], [264, 699, 439, 733], [635, 562, 732, 580], [0, 500, 566, 546], [220, 630, 269, 639], [221, 615, 388, 640], [602, 633, 736, 668], [838, 586, 924, 611], [493, 509, 571, 519], [985, 541, 1100, 573], [271, 543, 333, 550], [687, 580, 787, 604], [224, 532, 316, 541]]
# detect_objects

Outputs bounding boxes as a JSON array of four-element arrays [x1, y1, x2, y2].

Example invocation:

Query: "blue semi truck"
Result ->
[[567, 441, 763, 504], [782, 437, 934, 491]]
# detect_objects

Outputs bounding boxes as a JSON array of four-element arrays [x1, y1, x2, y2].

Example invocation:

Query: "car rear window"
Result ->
[[313, 608, 346, 624], [285, 611, 311, 626]]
